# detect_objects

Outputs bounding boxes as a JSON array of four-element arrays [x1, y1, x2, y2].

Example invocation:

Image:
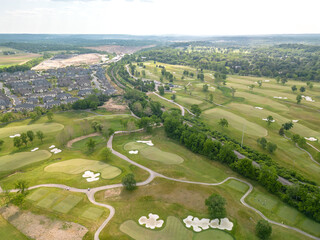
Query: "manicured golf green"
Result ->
[[26, 188, 49, 201], [36, 192, 61, 209], [277, 206, 299, 224], [120, 216, 233, 240], [0, 123, 64, 139], [44, 159, 121, 179], [52, 195, 82, 214], [0, 150, 51, 171], [124, 141, 184, 164], [250, 193, 278, 210], [203, 108, 268, 137], [300, 218, 320, 236], [226, 180, 248, 193], [81, 207, 104, 220]]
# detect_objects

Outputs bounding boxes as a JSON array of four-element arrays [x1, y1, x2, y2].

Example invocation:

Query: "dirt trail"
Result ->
[[66, 133, 101, 148]]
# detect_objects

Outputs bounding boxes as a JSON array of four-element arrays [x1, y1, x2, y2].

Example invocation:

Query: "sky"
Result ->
[[0, 0, 319, 36]]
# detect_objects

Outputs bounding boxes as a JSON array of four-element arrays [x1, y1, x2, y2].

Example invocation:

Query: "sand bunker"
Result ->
[[31, 147, 39, 152], [129, 150, 139, 154], [292, 120, 299, 123], [50, 148, 62, 154], [273, 96, 288, 100], [49, 145, 55, 149], [137, 140, 154, 146], [138, 213, 164, 229], [82, 170, 100, 182], [305, 137, 318, 142], [9, 134, 20, 138], [255, 107, 263, 110], [264, 80, 270, 82], [183, 215, 233, 232], [302, 95, 315, 102], [262, 118, 275, 122]]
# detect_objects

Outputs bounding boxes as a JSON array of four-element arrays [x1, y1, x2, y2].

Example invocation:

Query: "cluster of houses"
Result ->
[[0, 65, 116, 112]]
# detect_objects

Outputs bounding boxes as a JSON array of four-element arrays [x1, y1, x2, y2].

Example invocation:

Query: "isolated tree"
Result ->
[[282, 121, 294, 131], [15, 180, 28, 194], [209, 93, 214, 103], [13, 137, 22, 148], [36, 130, 44, 143], [26, 130, 34, 143], [291, 85, 297, 92], [292, 134, 301, 143], [20, 133, 28, 146], [258, 80, 262, 87], [296, 94, 302, 104], [266, 142, 277, 153], [266, 116, 274, 126], [122, 173, 136, 191], [171, 94, 176, 101], [256, 220, 272, 240], [279, 127, 285, 136], [249, 84, 255, 91], [158, 86, 165, 96], [202, 84, 209, 92], [138, 117, 152, 133], [257, 137, 267, 149], [275, 76, 280, 84], [47, 111, 53, 121], [205, 193, 226, 219], [86, 138, 96, 152], [218, 118, 229, 128], [308, 83, 313, 89], [300, 86, 306, 93], [230, 87, 236, 97], [191, 104, 202, 117], [281, 78, 288, 85], [100, 147, 112, 161]]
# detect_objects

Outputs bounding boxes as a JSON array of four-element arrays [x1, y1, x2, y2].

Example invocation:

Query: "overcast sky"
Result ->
[[0, 0, 319, 35]]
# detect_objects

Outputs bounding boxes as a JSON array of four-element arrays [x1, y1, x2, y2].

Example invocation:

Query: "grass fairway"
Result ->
[[0, 122, 64, 139], [0, 215, 29, 240], [26, 188, 49, 201], [176, 96, 203, 105], [44, 158, 121, 179], [36, 192, 61, 209], [81, 207, 104, 220], [124, 141, 184, 164], [120, 217, 234, 240], [52, 195, 82, 214], [0, 150, 51, 171], [226, 180, 249, 193], [203, 108, 267, 137]]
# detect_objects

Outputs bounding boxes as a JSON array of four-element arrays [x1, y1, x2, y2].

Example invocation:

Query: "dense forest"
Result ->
[[137, 44, 320, 82]]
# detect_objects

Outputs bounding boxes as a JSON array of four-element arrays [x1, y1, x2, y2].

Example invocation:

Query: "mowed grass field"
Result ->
[[44, 158, 122, 179]]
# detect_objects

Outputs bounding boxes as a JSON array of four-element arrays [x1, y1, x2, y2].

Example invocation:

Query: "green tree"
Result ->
[[266, 116, 274, 126], [20, 133, 28, 146], [138, 117, 152, 133], [158, 86, 165, 96], [291, 85, 297, 92], [256, 220, 272, 240], [122, 173, 136, 191], [47, 111, 53, 121], [0, 139, 4, 149], [26, 130, 34, 142], [230, 87, 236, 97], [296, 94, 302, 104], [15, 180, 28, 194], [13, 137, 22, 148], [258, 80, 262, 87], [300, 86, 306, 92], [218, 118, 229, 128], [249, 84, 255, 91], [171, 94, 176, 101], [100, 147, 112, 161], [292, 134, 301, 143], [276, 76, 280, 84], [266, 142, 277, 153], [191, 104, 202, 117], [257, 137, 267, 149], [202, 84, 209, 92], [36, 130, 44, 143], [281, 78, 288, 85], [282, 121, 293, 131], [86, 138, 96, 152], [279, 127, 285, 136], [209, 93, 213, 103], [205, 193, 226, 219]]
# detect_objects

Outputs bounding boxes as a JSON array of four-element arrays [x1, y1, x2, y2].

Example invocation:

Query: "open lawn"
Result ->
[[124, 141, 184, 164], [52, 195, 83, 214], [81, 207, 104, 220], [0, 122, 64, 139], [44, 159, 122, 179], [72, 136, 107, 151], [0, 150, 51, 171]]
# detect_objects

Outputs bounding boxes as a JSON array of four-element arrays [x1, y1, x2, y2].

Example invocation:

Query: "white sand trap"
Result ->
[[273, 96, 287, 99], [304, 137, 318, 142], [255, 107, 263, 110], [183, 215, 233, 232], [31, 147, 39, 152], [129, 150, 139, 154], [49, 145, 55, 149], [137, 140, 154, 146], [292, 120, 299, 123], [138, 213, 164, 229], [264, 80, 270, 82], [302, 96, 315, 102], [9, 134, 21, 138], [82, 170, 100, 182], [262, 118, 275, 122], [50, 148, 62, 154]]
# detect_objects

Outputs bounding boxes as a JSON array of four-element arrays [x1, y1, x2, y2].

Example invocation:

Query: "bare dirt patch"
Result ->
[[32, 53, 105, 70], [100, 97, 128, 112], [0, 205, 88, 240], [104, 188, 122, 198], [84, 45, 155, 55]]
